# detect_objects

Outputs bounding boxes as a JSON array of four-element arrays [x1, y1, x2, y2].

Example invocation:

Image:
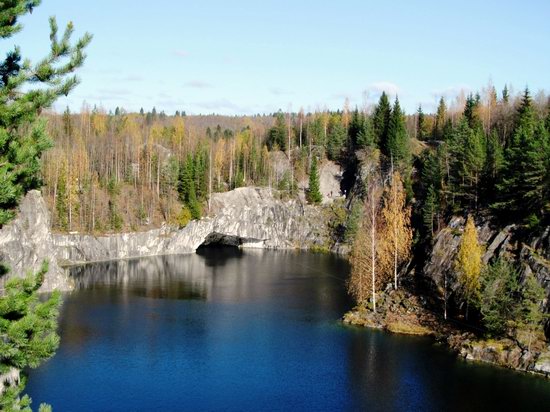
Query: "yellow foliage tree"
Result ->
[[380, 171, 413, 289], [455, 215, 483, 319], [348, 173, 384, 310]]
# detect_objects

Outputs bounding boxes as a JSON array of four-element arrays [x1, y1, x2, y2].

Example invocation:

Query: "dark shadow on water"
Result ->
[[196, 243, 243, 267]]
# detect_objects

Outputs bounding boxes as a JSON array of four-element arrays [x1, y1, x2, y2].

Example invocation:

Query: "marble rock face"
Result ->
[[1, 187, 328, 292]]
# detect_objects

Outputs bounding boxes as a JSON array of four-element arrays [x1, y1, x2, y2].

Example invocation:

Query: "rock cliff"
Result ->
[[422, 216, 550, 332], [0, 191, 68, 291], [0, 187, 328, 292]]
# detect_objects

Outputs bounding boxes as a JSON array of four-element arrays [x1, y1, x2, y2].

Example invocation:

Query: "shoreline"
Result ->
[[341, 288, 550, 379]]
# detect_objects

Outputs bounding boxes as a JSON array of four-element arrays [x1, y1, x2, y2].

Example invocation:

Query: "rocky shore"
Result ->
[[343, 288, 550, 378]]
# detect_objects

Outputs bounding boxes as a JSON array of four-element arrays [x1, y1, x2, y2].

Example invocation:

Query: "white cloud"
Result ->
[[269, 87, 293, 96], [366, 81, 401, 97], [194, 99, 252, 114], [431, 84, 471, 100], [184, 80, 213, 89], [174, 50, 189, 58]]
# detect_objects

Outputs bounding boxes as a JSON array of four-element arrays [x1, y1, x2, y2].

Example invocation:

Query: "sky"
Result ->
[[8, 0, 550, 115]]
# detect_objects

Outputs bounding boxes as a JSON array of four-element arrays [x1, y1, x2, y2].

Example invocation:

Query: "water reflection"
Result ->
[[23, 250, 550, 412]]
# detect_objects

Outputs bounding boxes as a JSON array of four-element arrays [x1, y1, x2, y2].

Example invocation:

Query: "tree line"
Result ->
[[346, 85, 549, 347]]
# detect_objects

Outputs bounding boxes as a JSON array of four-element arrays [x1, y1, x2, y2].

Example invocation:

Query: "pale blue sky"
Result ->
[[9, 0, 550, 114]]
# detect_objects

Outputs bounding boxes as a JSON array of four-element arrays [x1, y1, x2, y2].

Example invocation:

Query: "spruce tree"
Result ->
[[267, 111, 287, 151], [433, 97, 447, 140], [480, 258, 520, 336], [356, 116, 375, 149], [385, 98, 410, 166], [449, 119, 485, 209], [326, 115, 346, 160], [495, 89, 549, 221], [422, 185, 438, 237], [482, 130, 504, 205], [306, 156, 322, 204], [417, 105, 426, 140], [372, 92, 391, 148]]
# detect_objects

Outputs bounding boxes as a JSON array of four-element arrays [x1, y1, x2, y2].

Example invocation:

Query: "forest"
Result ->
[[41, 85, 550, 236]]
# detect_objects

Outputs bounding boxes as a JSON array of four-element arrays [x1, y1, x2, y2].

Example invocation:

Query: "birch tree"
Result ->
[[349, 171, 384, 311], [380, 171, 413, 289]]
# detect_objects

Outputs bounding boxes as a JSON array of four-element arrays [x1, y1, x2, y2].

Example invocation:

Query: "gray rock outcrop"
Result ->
[[1, 187, 328, 292], [0, 190, 69, 291], [422, 216, 550, 329]]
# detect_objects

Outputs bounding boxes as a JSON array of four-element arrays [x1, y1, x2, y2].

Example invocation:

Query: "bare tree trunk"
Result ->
[[299, 114, 303, 149], [444, 272, 447, 320], [208, 145, 212, 213], [156, 155, 160, 199], [371, 197, 377, 312]]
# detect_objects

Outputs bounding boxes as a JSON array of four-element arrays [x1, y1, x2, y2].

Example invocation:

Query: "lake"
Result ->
[[25, 248, 550, 411]]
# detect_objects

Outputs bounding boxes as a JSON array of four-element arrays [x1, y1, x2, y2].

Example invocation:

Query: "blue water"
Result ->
[[25, 249, 550, 411]]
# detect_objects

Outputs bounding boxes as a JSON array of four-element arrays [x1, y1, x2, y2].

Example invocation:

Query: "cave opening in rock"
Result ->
[[197, 232, 243, 250]]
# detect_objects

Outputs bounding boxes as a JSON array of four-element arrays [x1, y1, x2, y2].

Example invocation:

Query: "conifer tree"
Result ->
[[372, 92, 391, 147], [433, 97, 447, 140], [449, 119, 485, 209], [356, 115, 375, 149], [480, 258, 520, 336], [455, 216, 483, 320], [306, 156, 322, 204], [385, 98, 410, 166], [0, 4, 90, 408], [0, 4, 92, 227], [495, 89, 549, 221], [422, 185, 438, 237], [0, 263, 61, 412], [417, 105, 426, 140], [267, 111, 287, 151], [520, 273, 545, 352], [502, 84, 509, 103], [326, 115, 346, 160], [482, 130, 504, 204]]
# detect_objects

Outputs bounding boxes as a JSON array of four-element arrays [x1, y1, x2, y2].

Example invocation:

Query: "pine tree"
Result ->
[[0, 262, 61, 412], [0, 8, 91, 227], [372, 92, 391, 147], [380, 171, 413, 289], [0, 6, 89, 407], [455, 216, 483, 320], [306, 156, 322, 204]]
